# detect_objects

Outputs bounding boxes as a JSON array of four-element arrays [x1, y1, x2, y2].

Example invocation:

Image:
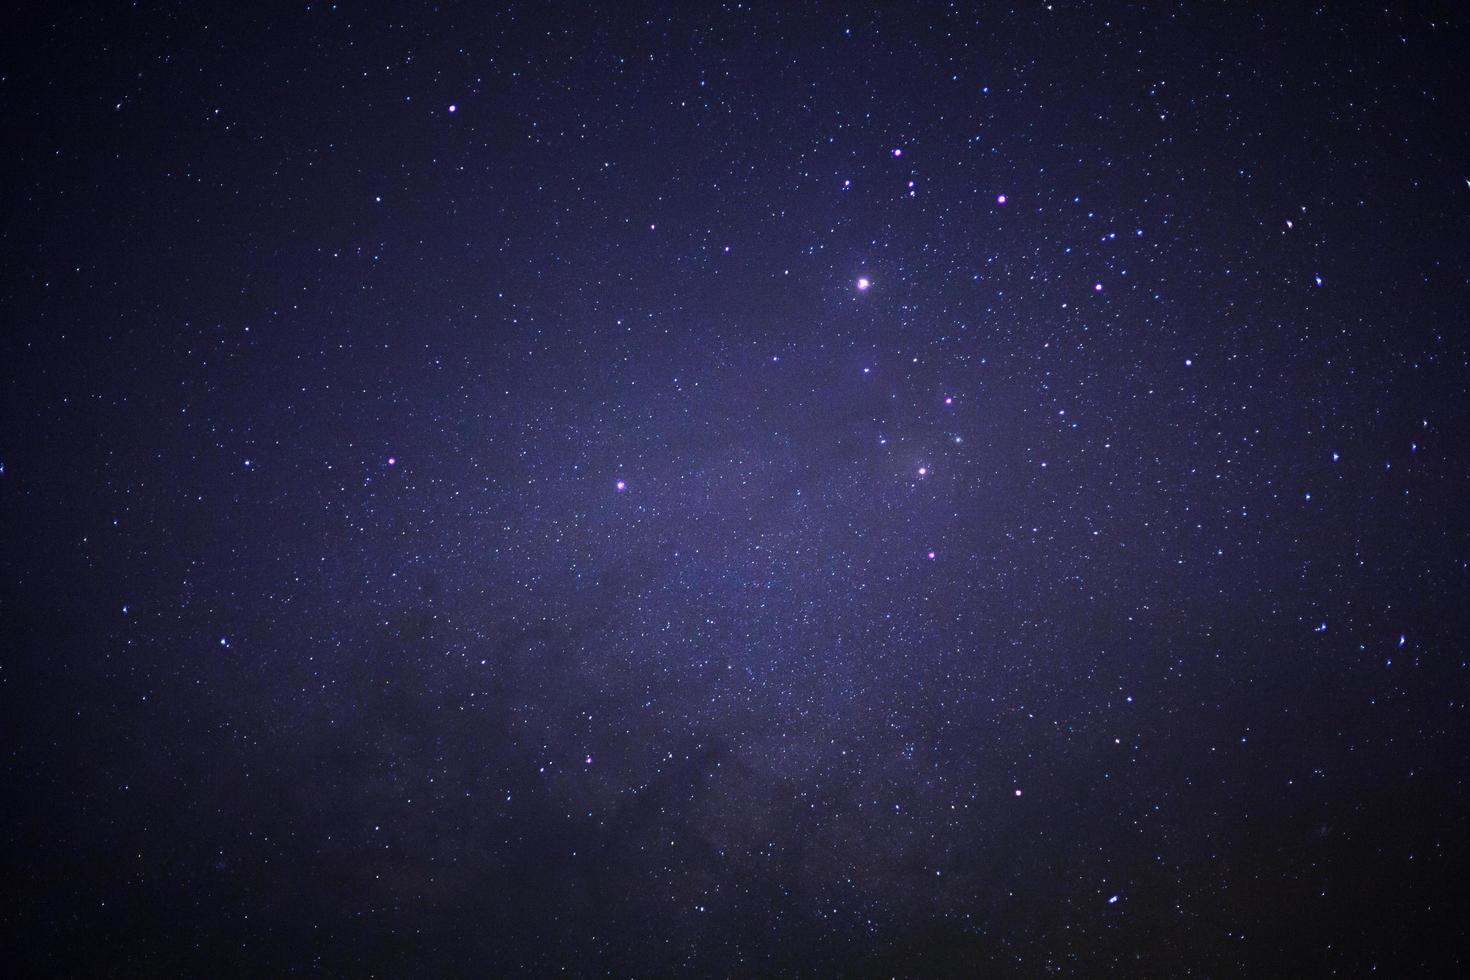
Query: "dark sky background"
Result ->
[[3, 2, 1469, 976]]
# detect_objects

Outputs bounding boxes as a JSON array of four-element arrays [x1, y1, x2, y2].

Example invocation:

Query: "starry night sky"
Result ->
[[4, 3, 1470, 977]]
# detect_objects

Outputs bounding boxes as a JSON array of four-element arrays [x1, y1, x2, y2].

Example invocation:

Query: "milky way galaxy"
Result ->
[[4, 4, 1469, 977]]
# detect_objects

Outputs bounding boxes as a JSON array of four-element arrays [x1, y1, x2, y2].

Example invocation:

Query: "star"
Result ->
[[856, 277, 870, 291], [615, 480, 626, 491]]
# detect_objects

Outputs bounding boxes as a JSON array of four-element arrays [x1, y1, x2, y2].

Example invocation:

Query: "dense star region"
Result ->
[[3, 3, 1469, 977]]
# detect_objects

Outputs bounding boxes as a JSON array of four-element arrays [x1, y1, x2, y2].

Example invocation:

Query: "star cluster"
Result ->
[[3, 3, 1469, 977]]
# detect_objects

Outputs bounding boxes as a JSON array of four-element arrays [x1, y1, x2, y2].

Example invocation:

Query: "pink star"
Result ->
[[615, 480, 626, 491], [856, 277, 871, 291], [387, 457, 397, 466], [996, 193, 1007, 205]]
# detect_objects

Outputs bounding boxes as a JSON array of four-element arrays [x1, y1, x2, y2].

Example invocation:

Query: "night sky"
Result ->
[[4, 3, 1470, 977]]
